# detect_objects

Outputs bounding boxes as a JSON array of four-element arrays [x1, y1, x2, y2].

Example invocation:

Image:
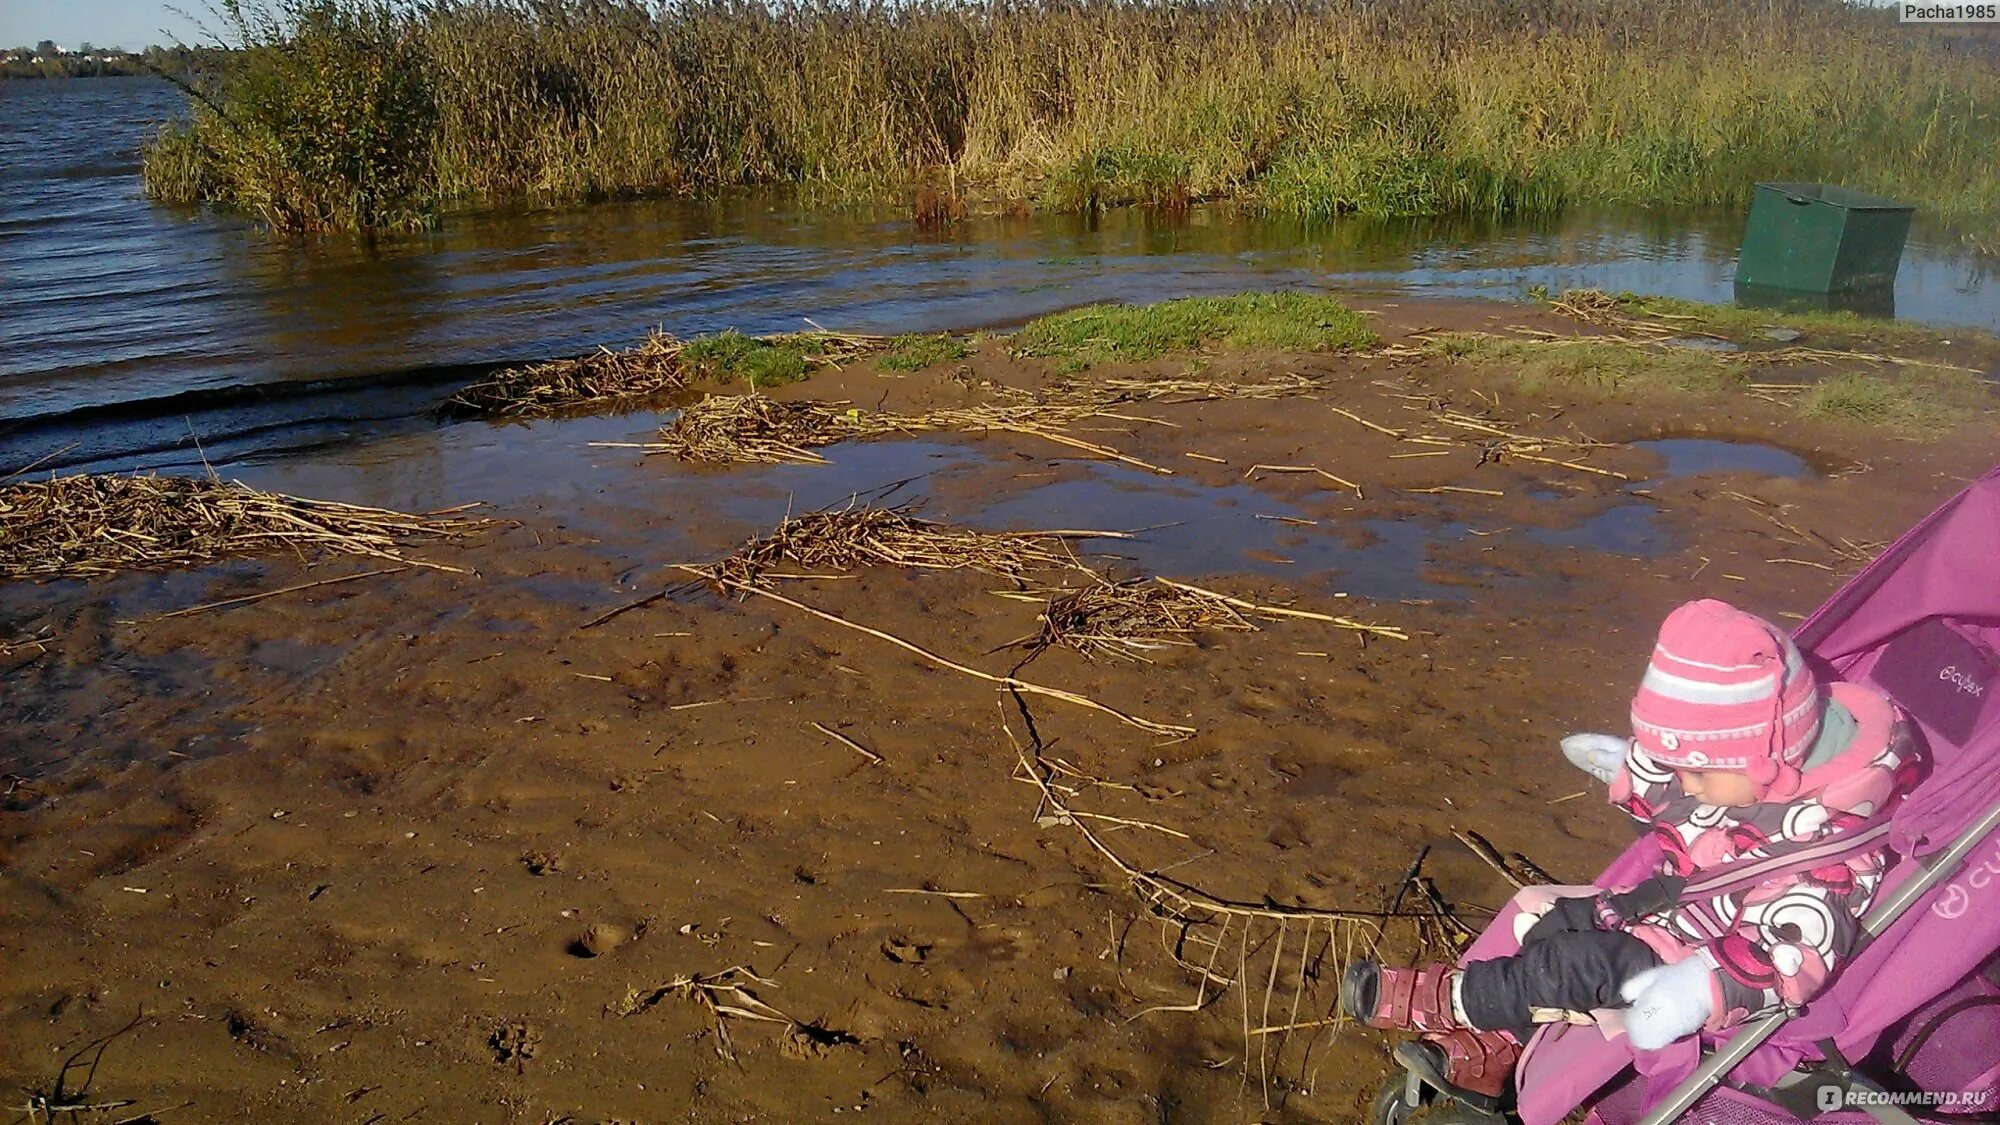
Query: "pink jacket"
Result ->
[[1605, 682, 1925, 1031]]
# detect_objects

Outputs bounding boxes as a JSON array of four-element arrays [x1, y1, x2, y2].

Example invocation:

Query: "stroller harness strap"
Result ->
[[1667, 819, 1894, 941]]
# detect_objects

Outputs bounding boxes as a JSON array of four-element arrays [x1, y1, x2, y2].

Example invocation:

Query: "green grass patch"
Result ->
[[1552, 289, 1964, 349], [680, 331, 812, 388], [878, 333, 971, 371], [1426, 331, 1986, 435], [1421, 334, 1742, 396], [1796, 371, 1979, 432], [1012, 293, 1376, 367]]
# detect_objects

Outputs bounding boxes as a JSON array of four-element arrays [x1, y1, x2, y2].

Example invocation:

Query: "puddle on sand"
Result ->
[[1631, 438, 1813, 483], [1526, 504, 1672, 557], [1661, 336, 1742, 353], [204, 418, 1728, 599], [1510, 437, 1812, 558], [948, 463, 1474, 600]]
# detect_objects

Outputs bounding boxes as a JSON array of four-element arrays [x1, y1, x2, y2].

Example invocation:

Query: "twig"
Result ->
[[810, 722, 882, 764], [1452, 828, 1526, 890], [1151, 577, 1405, 639], [680, 566, 1193, 738], [1243, 464, 1363, 498], [152, 567, 407, 619]]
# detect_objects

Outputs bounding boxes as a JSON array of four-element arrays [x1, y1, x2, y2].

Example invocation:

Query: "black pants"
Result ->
[[1457, 896, 1662, 1040]]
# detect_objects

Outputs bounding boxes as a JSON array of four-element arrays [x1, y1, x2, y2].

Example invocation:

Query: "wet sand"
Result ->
[[3, 299, 1994, 1122]]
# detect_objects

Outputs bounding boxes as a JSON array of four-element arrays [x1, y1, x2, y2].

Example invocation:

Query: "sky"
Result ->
[[2, 0, 205, 51]]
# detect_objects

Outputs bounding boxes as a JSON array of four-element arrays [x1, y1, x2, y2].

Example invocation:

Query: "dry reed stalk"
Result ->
[[1002, 695, 1385, 1101], [1085, 373, 1323, 404], [1721, 489, 1883, 568], [1329, 392, 1628, 483], [1003, 702, 1376, 926], [683, 565, 1193, 737], [153, 566, 408, 618], [697, 505, 1084, 590], [449, 331, 688, 416], [1516, 299, 1979, 376], [1, 625, 55, 658], [1151, 577, 1407, 639], [1753, 346, 1978, 374], [1243, 463, 1364, 497], [810, 721, 883, 764], [0, 474, 487, 580]]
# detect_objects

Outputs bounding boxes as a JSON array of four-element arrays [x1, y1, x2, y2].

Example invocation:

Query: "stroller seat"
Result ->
[[1376, 466, 2000, 1125]]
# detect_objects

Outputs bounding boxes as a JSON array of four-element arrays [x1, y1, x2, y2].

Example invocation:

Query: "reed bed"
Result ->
[[0, 474, 485, 580], [143, 0, 2000, 252], [448, 331, 687, 416], [691, 505, 1080, 591]]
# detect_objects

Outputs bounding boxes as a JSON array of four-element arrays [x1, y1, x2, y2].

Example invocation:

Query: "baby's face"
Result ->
[[1675, 768, 1759, 807]]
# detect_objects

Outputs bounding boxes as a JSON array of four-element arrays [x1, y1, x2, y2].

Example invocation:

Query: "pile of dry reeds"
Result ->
[[1005, 574, 1408, 662], [0, 474, 486, 580], [645, 374, 1325, 471], [448, 330, 687, 416], [1018, 576, 1257, 662], [691, 505, 1083, 590], [1539, 288, 1683, 336], [646, 397, 872, 464]]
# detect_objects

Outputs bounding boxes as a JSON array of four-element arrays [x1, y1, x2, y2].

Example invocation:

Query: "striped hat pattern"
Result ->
[[1629, 599, 1823, 791]]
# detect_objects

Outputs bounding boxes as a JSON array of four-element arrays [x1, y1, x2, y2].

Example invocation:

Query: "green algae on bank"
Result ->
[[1012, 293, 1377, 368]]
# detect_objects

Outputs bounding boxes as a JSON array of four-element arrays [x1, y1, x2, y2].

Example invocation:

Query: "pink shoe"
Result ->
[[1398, 1028, 1522, 1110], [1340, 960, 1461, 1034]]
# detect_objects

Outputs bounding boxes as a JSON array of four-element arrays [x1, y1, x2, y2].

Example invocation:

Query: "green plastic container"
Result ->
[[1736, 183, 1913, 293]]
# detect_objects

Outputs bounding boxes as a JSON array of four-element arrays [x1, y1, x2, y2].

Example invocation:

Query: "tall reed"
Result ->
[[144, 0, 2000, 247]]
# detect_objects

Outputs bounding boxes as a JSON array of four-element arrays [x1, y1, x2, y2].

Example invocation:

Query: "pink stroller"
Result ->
[[1374, 465, 2000, 1125]]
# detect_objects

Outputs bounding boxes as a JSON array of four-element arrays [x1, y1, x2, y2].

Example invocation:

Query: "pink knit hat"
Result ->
[[1629, 599, 1824, 795]]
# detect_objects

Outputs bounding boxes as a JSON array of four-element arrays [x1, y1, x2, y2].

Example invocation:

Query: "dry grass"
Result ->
[[0, 474, 486, 580]]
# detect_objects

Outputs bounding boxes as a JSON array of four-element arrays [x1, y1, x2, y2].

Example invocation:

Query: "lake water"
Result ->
[[3, 77, 1996, 472]]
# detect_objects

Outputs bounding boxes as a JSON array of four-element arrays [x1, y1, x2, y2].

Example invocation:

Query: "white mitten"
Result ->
[[1561, 733, 1631, 785], [1620, 957, 1715, 1051]]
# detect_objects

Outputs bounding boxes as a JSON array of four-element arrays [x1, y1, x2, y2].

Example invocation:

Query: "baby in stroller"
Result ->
[[1341, 598, 1927, 1110]]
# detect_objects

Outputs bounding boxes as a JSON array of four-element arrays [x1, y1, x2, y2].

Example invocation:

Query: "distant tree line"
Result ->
[[2, 43, 227, 80]]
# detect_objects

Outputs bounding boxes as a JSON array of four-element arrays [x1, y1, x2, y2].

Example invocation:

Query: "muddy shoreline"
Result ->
[[3, 298, 1994, 1122]]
